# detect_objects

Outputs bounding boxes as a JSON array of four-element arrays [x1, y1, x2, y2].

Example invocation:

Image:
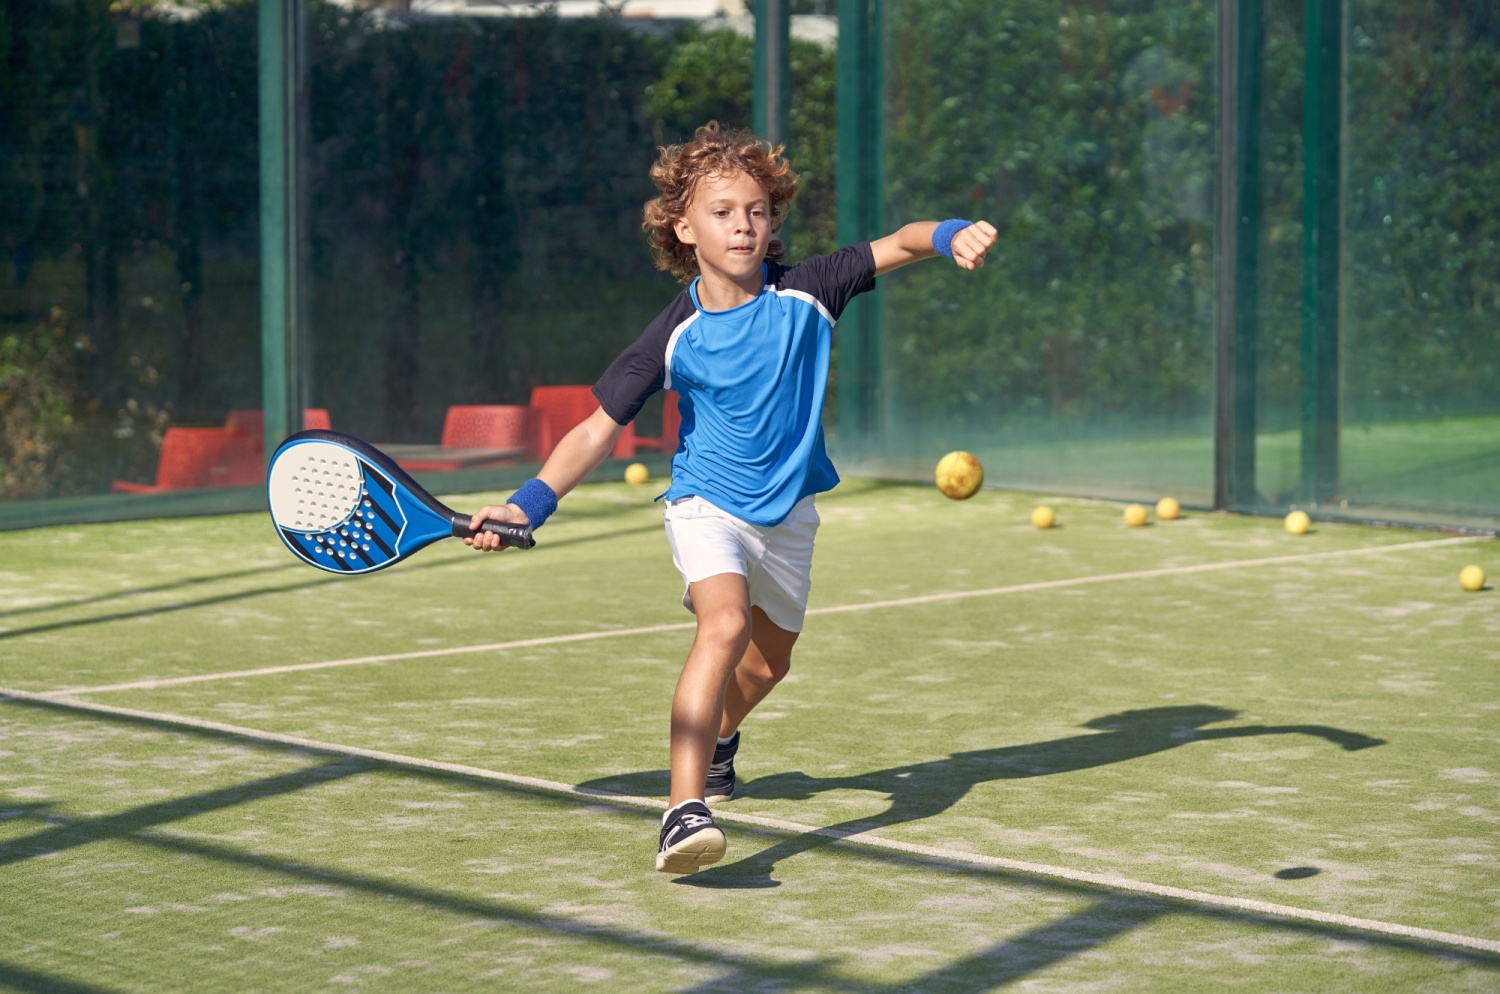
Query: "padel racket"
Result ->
[[268, 429, 534, 575]]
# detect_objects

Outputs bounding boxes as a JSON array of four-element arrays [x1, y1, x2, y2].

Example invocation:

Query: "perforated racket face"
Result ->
[[268, 440, 363, 532], [268, 438, 414, 574]]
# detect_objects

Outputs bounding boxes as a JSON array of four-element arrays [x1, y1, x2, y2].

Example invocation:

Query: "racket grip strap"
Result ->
[[932, 218, 973, 260], [506, 477, 558, 530]]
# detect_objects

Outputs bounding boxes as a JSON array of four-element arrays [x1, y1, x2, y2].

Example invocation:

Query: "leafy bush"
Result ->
[[2, 0, 1494, 506], [0, 310, 85, 499], [880, 0, 1217, 433], [877, 0, 1499, 439]]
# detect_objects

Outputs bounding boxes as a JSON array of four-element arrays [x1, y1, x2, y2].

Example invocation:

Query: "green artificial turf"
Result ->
[[1, 478, 1497, 992]]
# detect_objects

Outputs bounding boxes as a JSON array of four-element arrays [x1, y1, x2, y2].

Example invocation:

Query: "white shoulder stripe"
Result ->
[[662, 311, 701, 392], [774, 288, 836, 328]]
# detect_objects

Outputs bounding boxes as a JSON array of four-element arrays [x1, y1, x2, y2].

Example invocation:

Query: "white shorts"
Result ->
[[662, 495, 820, 633]]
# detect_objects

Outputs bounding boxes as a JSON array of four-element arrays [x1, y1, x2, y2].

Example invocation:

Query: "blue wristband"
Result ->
[[932, 219, 973, 260], [506, 478, 558, 530]]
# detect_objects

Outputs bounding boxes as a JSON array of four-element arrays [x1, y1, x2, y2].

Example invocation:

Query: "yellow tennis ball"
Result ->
[[935, 450, 983, 500], [1123, 503, 1148, 527], [623, 462, 649, 485], [1285, 510, 1310, 535], [1031, 505, 1055, 529], [1459, 565, 1486, 592], [1156, 497, 1181, 520]]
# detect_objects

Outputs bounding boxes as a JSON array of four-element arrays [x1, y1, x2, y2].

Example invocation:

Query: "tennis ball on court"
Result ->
[[1123, 503, 1148, 527], [935, 450, 983, 500], [1031, 505, 1055, 529], [624, 462, 649, 485], [1156, 497, 1181, 520], [1459, 565, 1486, 592], [1285, 510, 1311, 535]]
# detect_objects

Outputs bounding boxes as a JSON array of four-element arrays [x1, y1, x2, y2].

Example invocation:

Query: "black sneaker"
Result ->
[[704, 730, 739, 803], [656, 800, 725, 875]]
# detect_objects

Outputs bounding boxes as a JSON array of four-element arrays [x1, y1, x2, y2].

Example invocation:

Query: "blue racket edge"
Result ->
[[269, 430, 535, 576]]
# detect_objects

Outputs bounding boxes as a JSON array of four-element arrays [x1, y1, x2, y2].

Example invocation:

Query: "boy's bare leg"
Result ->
[[669, 573, 752, 807], [720, 606, 799, 738]]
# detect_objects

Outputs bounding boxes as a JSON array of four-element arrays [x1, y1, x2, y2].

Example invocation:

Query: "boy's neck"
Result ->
[[694, 266, 764, 313]]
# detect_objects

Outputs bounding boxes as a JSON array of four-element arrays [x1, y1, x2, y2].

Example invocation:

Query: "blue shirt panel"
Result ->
[[593, 243, 876, 526], [660, 280, 838, 526]]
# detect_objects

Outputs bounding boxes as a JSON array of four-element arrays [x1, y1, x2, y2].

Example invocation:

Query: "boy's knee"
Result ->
[[698, 607, 752, 653], [744, 649, 791, 687]]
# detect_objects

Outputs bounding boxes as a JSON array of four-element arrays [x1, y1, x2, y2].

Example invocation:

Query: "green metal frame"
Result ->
[[834, 0, 884, 461], [1300, 0, 1343, 507], [754, 0, 792, 253], [0, 0, 306, 531], [1214, 0, 1264, 511], [259, 0, 305, 460]]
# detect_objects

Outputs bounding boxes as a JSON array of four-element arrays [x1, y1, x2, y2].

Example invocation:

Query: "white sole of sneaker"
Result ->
[[703, 789, 733, 804], [655, 827, 727, 874]]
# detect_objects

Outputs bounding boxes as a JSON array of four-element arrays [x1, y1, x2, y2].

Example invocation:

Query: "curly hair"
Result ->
[[642, 121, 800, 283]]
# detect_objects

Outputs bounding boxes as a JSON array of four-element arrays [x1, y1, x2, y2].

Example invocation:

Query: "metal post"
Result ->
[[258, 0, 305, 458], [754, 0, 793, 252], [1300, 0, 1342, 506], [835, 0, 883, 460], [1214, 0, 1263, 510]]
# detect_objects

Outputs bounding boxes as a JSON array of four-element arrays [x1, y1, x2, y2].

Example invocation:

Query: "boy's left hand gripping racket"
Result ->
[[268, 429, 534, 575]]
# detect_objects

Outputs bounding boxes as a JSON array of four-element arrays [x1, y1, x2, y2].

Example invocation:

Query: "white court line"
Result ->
[[49, 534, 1486, 696], [2, 686, 1497, 958]]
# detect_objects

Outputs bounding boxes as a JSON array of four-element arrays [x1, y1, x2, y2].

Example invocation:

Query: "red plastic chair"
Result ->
[[527, 386, 634, 461], [111, 427, 229, 493], [395, 405, 534, 472], [223, 408, 332, 436], [217, 428, 266, 487], [218, 409, 333, 486], [633, 390, 681, 454], [440, 405, 532, 449]]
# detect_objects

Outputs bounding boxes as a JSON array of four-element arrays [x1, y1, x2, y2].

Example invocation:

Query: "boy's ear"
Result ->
[[673, 216, 697, 246]]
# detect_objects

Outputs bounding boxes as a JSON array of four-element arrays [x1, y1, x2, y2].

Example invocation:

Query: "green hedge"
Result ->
[[879, 0, 1499, 435], [2, 0, 1495, 503]]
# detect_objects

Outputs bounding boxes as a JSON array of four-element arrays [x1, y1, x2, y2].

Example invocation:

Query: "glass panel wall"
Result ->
[[1, 4, 261, 513], [1245, 0, 1498, 528], [1339, 1, 1500, 528], [863, 0, 1219, 507], [1251, 0, 1308, 509], [3, 0, 1493, 532], [303, 8, 670, 453], [299, 5, 837, 481]]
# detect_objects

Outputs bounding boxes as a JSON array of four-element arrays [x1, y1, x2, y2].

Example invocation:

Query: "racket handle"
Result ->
[[451, 515, 536, 549]]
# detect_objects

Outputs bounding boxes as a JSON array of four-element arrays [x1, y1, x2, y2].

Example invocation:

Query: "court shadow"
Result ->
[[0, 800, 57, 822], [0, 960, 126, 994], [6, 802, 844, 994], [7, 694, 1492, 993], [580, 768, 671, 798], [665, 705, 1382, 890], [0, 760, 366, 869], [0, 563, 297, 621], [0, 521, 663, 643]]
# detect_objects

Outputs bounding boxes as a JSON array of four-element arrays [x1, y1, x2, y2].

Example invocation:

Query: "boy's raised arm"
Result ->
[[870, 219, 998, 276]]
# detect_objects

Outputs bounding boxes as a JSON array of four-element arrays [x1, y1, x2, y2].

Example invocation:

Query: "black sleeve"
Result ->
[[775, 242, 877, 320], [591, 292, 696, 425]]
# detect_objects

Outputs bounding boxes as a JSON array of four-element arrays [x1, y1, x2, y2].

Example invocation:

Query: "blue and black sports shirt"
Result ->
[[592, 242, 877, 527]]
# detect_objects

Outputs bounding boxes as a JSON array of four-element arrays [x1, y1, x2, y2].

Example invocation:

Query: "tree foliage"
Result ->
[[1, 0, 1494, 502], [878, 0, 1499, 437], [644, 28, 837, 258], [881, 0, 1218, 431]]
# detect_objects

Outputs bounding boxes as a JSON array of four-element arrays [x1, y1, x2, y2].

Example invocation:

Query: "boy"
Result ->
[[465, 122, 996, 874]]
